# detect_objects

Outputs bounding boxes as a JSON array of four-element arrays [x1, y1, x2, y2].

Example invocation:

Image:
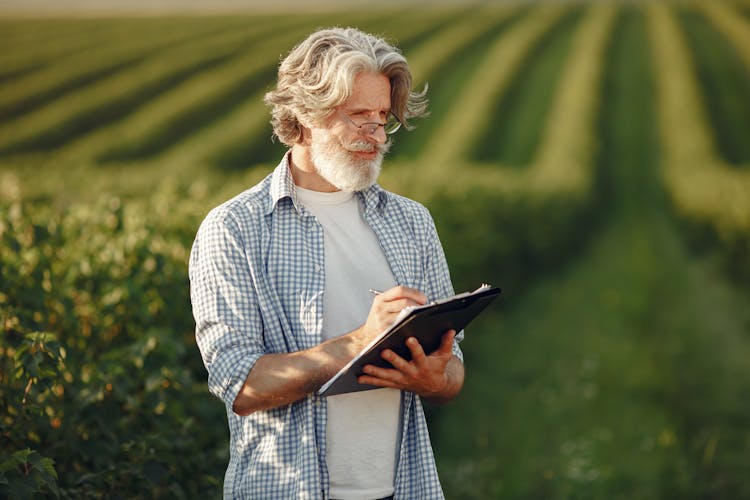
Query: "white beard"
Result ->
[[310, 129, 390, 192]]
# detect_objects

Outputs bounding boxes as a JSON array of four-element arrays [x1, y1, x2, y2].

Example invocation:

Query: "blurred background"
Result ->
[[1, 0, 749, 497]]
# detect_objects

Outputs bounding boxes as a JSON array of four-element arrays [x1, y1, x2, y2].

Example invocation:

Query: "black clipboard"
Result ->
[[318, 284, 501, 397]]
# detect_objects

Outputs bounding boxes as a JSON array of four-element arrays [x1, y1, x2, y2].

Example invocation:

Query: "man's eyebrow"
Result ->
[[343, 106, 391, 115]]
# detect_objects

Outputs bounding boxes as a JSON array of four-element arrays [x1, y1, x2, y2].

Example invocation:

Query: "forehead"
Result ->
[[343, 72, 391, 111]]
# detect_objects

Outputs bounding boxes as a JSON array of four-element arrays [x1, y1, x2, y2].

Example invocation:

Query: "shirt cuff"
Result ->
[[452, 335, 464, 363], [209, 350, 263, 412]]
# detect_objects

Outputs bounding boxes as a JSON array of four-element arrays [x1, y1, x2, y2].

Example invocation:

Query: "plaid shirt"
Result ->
[[189, 154, 462, 499]]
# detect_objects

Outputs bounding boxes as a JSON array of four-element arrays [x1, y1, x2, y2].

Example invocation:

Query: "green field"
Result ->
[[1, 1, 749, 497]]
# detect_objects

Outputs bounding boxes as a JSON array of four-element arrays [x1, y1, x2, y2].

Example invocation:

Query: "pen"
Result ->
[[368, 288, 382, 296]]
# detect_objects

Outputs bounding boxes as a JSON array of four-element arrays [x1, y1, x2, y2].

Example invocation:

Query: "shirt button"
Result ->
[[314, 264, 322, 272]]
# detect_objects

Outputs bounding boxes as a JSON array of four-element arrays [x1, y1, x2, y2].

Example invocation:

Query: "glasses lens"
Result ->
[[362, 123, 379, 135]]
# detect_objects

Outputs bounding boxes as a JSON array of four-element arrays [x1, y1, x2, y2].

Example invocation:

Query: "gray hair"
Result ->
[[264, 27, 428, 147]]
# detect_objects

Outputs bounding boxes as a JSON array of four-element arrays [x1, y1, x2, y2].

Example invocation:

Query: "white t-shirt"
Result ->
[[295, 186, 400, 500]]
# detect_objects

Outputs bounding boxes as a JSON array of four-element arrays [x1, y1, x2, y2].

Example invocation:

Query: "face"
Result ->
[[309, 72, 392, 192]]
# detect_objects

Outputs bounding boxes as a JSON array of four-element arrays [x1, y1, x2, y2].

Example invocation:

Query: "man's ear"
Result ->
[[296, 114, 316, 145], [298, 124, 312, 146]]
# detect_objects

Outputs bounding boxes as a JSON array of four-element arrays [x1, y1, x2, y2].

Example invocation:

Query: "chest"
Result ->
[[260, 207, 425, 348]]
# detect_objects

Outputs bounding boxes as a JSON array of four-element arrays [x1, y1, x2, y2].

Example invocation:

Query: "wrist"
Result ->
[[422, 358, 464, 403], [421, 373, 452, 402]]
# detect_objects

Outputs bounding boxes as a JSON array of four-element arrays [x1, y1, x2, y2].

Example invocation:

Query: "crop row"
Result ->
[[472, 7, 583, 166], [382, 3, 616, 291], [62, 27, 313, 165], [82, 8, 482, 171], [700, 2, 750, 93], [0, 8, 459, 166], [390, 6, 528, 161], [416, 5, 567, 167], [155, 8, 468, 170], [0, 18, 181, 82], [0, 3, 616, 295], [647, 3, 750, 281], [0, 18, 255, 121], [680, 5, 750, 164], [688, 9, 748, 177], [1, 2, 745, 291], [0, 17, 317, 156]]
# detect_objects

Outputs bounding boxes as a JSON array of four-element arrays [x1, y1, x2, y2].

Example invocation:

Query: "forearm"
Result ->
[[232, 327, 369, 416], [232, 286, 429, 415], [421, 355, 464, 404]]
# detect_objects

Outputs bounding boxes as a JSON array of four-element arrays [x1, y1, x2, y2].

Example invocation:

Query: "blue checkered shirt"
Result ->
[[189, 154, 462, 499]]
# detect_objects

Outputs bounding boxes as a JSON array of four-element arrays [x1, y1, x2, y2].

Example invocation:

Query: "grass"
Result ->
[[431, 7, 750, 498]]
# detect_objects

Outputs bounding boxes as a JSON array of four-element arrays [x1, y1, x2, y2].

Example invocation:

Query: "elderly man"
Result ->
[[190, 26, 464, 499]]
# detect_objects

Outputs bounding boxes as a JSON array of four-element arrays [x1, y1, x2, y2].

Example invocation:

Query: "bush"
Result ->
[[0, 198, 227, 498]]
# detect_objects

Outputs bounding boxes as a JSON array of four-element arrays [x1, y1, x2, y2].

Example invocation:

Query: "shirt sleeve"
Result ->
[[189, 210, 266, 411], [419, 206, 465, 363]]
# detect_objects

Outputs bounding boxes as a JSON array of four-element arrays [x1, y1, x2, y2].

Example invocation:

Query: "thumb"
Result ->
[[438, 329, 456, 355]]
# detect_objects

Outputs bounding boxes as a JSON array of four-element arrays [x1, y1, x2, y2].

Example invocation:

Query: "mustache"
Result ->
[[345, 138, 392, 155]]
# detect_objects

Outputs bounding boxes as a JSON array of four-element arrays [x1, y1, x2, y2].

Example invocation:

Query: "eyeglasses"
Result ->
[[337, 110, 402, 136]]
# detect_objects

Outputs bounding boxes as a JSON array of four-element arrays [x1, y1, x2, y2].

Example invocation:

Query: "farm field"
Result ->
[[1, 1, 749, 497]]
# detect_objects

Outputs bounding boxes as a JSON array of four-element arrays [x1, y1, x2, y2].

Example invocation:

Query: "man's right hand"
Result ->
[[359, 286, 427, 342]]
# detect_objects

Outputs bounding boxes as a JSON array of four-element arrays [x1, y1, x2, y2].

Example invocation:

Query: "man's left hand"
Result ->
[[357, 329, 463, 401]]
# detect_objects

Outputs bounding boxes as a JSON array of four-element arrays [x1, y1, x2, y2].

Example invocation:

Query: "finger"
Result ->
[[357, 374, 401, 389], [384, 298, 418, 312], [361, 363, 398, 379], [406, 337, 427, 365], [380, 286, 427, 305], [380, 349, 418, 375], [436, 330, 456, 355], [359, 364, 404, 385], [373, 297, 420, 315]]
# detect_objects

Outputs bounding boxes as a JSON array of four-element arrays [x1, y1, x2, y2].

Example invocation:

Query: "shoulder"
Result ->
[[380, 189, 437, 233], [381, 189, 433, 221], [191, 176, 274, 271], [199, 174, 274, 238]]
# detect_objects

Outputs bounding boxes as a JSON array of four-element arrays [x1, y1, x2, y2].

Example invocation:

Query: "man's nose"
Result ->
[[368, 125, 387, 144]]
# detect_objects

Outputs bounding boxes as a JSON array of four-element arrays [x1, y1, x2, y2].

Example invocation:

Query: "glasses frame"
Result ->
[[337, 110, 402, 136]]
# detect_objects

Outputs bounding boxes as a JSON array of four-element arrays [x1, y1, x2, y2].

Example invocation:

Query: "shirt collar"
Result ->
[[268, 152, 299, 215], [356, 182, 387, 216], [267, 151, 388, 216]]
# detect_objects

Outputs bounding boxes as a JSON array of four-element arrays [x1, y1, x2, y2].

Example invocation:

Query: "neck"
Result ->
[[290, 144, 339, 192]]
